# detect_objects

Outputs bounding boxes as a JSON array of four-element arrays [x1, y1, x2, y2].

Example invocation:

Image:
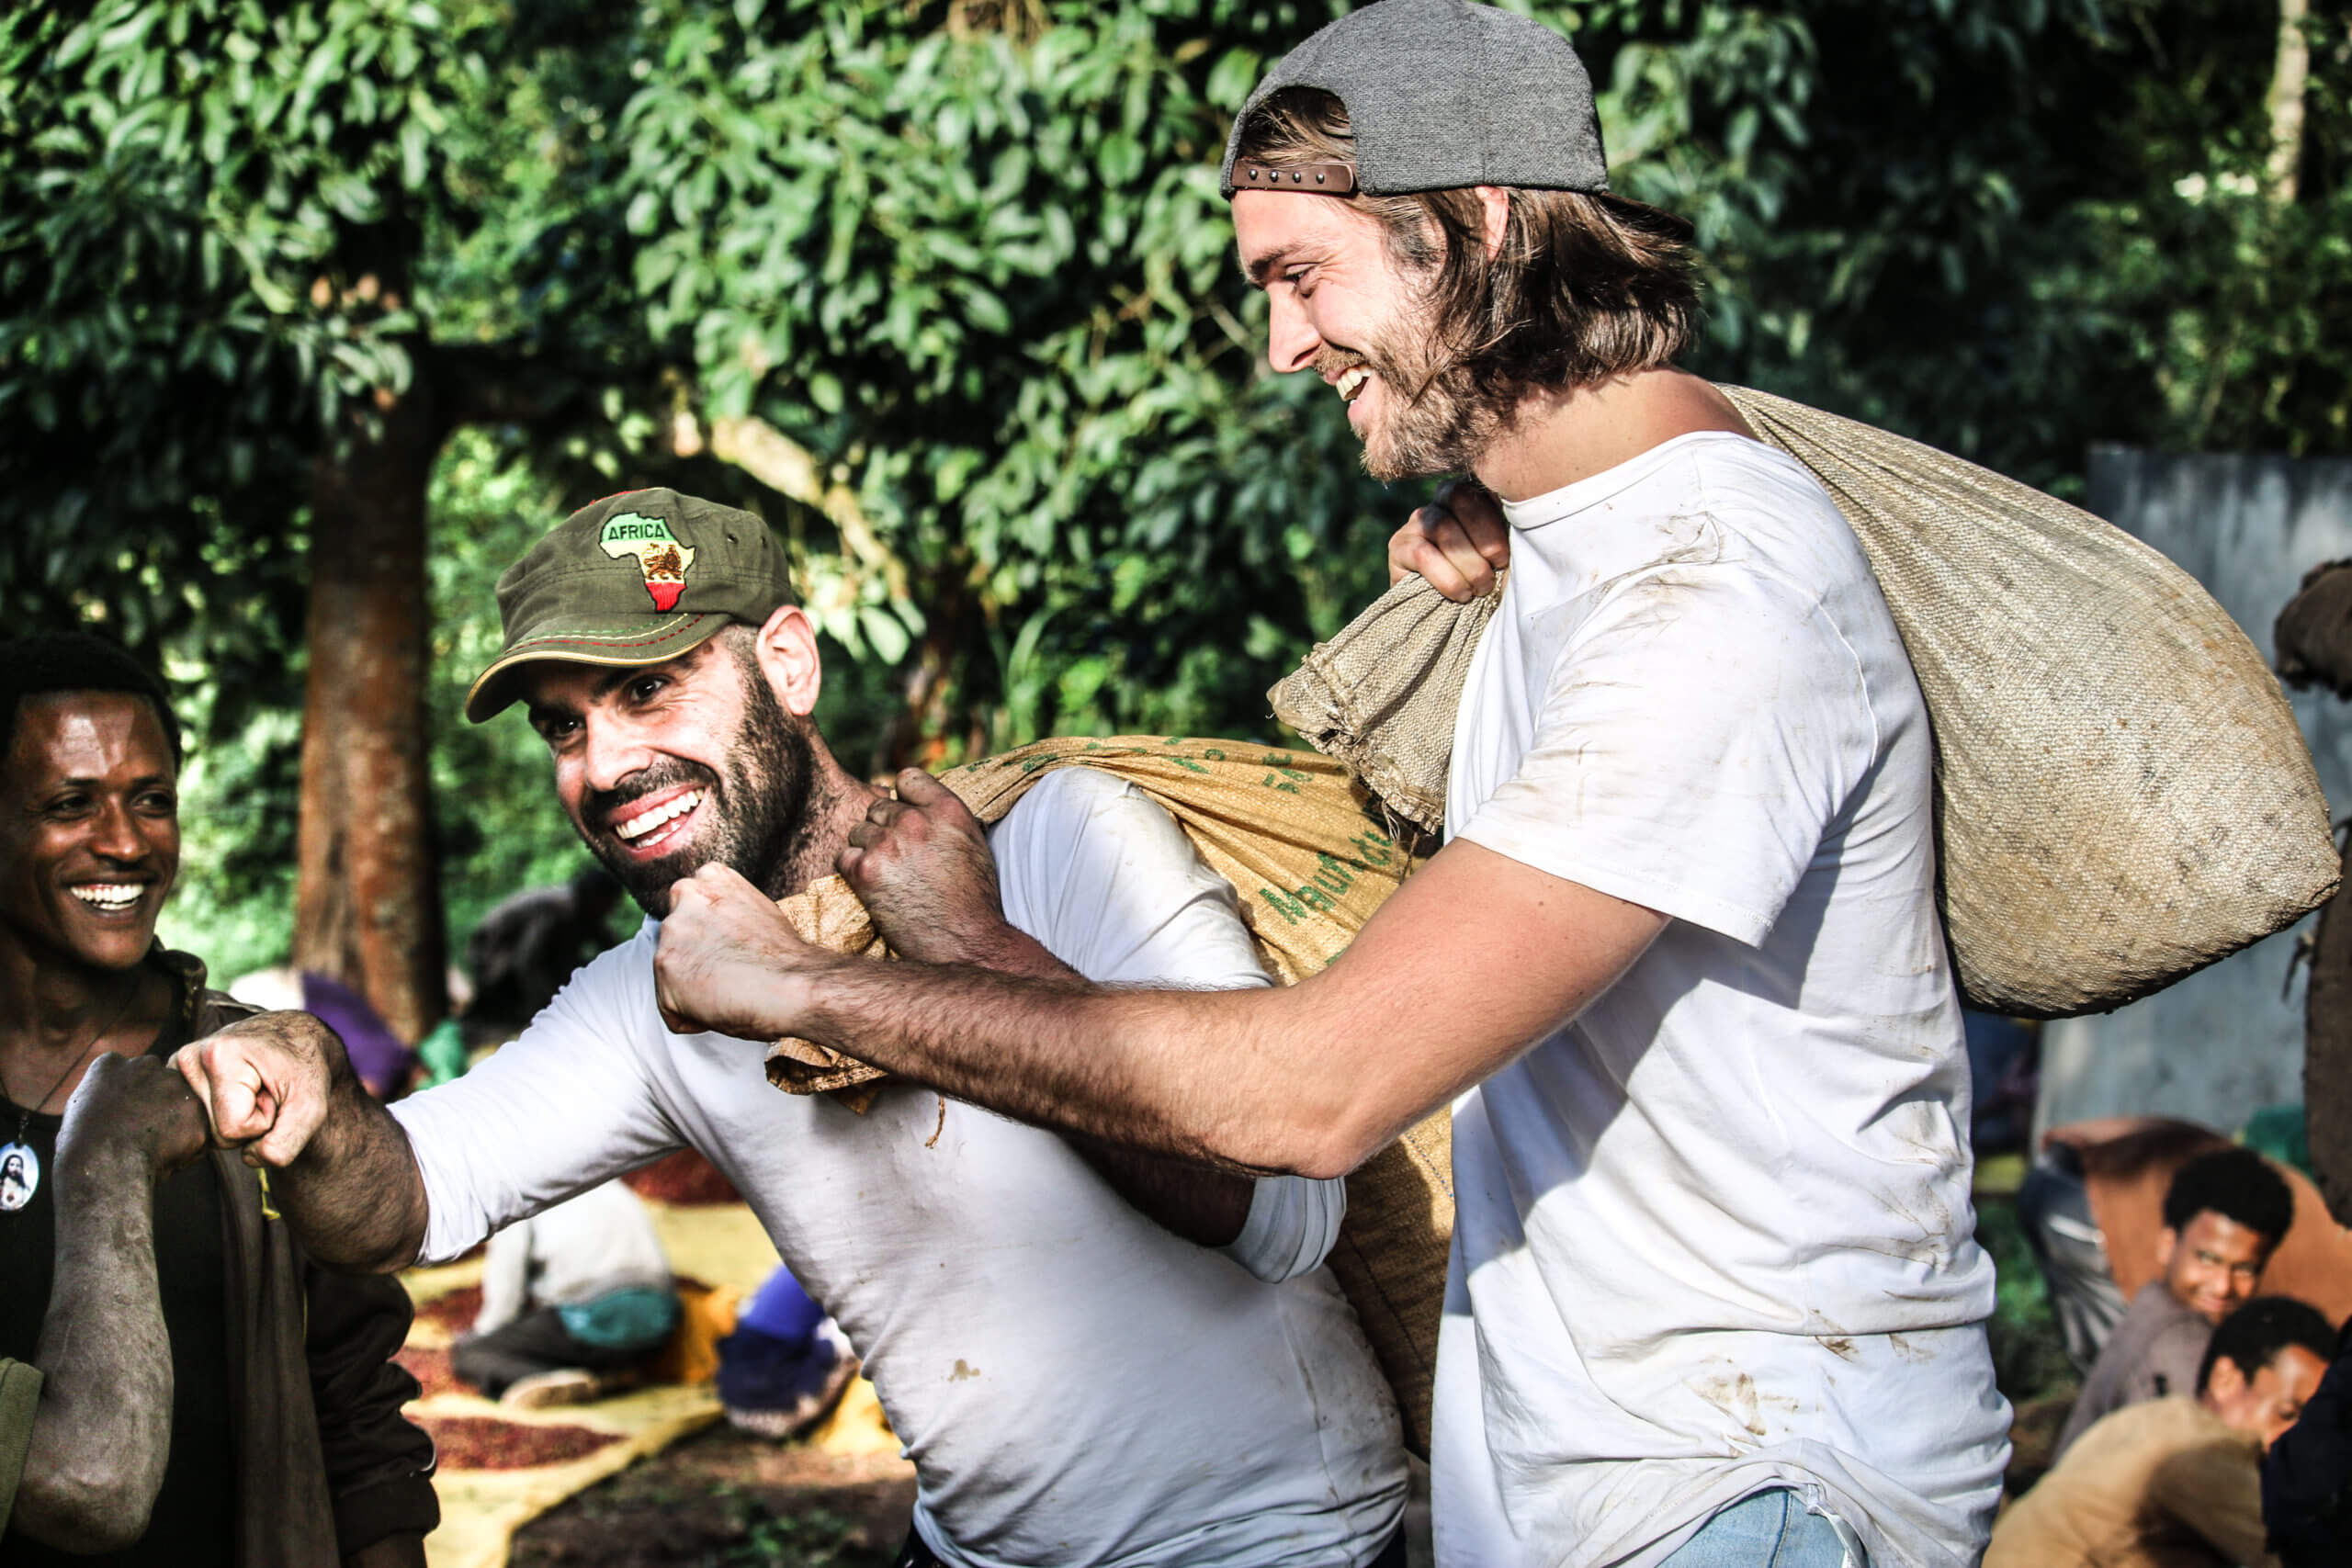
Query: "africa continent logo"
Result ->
[[599, 513, 696, 611]]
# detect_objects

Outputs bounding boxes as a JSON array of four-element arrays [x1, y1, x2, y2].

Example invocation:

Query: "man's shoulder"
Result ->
[[996, 763, 1135, 824], [989, 766, 1155, 886]]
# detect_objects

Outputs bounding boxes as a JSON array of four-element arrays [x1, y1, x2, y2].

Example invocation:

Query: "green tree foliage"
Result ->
[[10, 0, 2351, 976]]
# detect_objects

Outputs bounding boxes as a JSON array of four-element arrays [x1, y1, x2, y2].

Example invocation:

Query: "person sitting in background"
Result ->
[[4, 1054, 212, 1549], [2057, 1145, 2297, 1456], [0, 632, 436, 1566], [2019, 1117, 2233, 1374], [716, 1262, 857, 1440], [2261, 1313, 2352, 1566], [1989, 1295, 2333, 1568], [461, 867, 624, 1043], [453, 1179, 679, 1407]]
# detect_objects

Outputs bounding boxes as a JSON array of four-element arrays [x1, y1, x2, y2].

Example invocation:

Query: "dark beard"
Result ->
[[577, 661, 818, 919]]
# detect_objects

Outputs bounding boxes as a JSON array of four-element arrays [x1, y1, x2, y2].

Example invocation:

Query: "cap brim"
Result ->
[[463, 611, 731, 723]]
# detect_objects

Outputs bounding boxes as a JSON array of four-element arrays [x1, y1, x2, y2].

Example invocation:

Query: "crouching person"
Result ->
[[0, 634, 437, 1566], [453, 1180, 679, 1406], [1989, 1295, 2334, 1568]]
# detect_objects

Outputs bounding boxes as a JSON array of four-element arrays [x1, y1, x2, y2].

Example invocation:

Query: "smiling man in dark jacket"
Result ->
[[0, 633, 436, 1567]]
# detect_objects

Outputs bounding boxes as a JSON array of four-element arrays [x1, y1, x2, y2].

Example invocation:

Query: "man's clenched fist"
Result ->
[[172, 1010, 342, 1168], [58, 1053, 209, 1179], [654, 862, 836, 1041], [1388, 478, 1510, 601], [841, 770, 1021, 967]]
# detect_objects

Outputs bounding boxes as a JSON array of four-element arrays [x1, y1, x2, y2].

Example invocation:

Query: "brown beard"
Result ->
[[1315, 306, 1506, 481]]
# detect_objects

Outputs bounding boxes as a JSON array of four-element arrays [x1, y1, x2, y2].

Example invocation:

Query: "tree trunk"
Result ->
[[2304, 836, 2352, 1226], [2267, 0, 2310, 203], [292, 379, 447, 1043]]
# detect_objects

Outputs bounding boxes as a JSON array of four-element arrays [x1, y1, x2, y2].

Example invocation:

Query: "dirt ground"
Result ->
[[509, 1423, 916, 1568]]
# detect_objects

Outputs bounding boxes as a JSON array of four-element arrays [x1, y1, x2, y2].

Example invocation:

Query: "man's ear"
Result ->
[[2205, 1352, 2247, 1404], [1473, 185, 1510, 260], [2155, 1225, 2179, 1272], [748, 605, 822, 718]]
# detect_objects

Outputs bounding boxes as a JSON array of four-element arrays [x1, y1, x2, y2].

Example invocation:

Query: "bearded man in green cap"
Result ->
[[178, 488, 1411, 1568]]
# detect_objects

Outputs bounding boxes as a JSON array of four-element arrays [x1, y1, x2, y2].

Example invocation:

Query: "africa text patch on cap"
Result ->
[[464, 488, 797, 724], [599, 512, 698, 611]]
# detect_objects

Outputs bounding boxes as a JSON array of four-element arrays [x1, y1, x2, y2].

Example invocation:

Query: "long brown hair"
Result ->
[[1233, 88, 1702, 405]]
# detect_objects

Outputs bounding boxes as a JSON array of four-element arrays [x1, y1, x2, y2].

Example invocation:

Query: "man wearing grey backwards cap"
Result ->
[[655, 4, 2008, 1565]]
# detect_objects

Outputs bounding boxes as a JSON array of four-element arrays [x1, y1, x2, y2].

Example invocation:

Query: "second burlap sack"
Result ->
[[1273, 384, 2339, 1019], [760, 736, 1454, 1456]]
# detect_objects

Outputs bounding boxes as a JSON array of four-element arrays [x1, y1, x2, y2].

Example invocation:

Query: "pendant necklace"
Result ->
[[0, 995, 135, 1212]]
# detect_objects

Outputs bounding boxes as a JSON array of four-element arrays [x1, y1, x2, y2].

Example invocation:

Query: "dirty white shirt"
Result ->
[[394, 768, 1406, 1568], [1430, 433, 2009, 1568]]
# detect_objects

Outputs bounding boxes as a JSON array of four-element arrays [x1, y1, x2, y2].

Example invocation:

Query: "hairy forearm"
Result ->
[[802, 959, 1364, 1178], [277, 1072, 431, 1274], [17, 1151, 173, 1551]]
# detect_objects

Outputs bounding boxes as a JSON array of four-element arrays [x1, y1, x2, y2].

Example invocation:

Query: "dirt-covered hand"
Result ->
[[654, 862, 837, 1040], [839, 769, 1018, 966], [171, 1010, 344, 1168], [1387, 478, 1510, 601], [56, 1052, 209, 1180]]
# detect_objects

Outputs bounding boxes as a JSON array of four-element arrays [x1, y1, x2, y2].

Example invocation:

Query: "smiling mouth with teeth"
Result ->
[[1337, 366, 1371, 403], [70, 883, 144, 913], [613, 789, 704, 848]]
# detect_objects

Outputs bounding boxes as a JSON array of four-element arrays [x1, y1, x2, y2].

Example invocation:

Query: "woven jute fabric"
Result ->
[[1271, 384, 2341, 1018], [1270, 577, 1500, 837], [761, 735, 1453, 1455]]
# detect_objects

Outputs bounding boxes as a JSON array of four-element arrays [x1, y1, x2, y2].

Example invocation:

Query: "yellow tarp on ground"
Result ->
[[409, 1199, 896, 1568]]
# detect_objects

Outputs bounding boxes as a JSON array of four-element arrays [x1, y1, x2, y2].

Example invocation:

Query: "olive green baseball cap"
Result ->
[[464, 489, 795, 723]]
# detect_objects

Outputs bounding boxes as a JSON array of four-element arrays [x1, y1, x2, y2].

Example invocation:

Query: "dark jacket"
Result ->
[[175, 953, 439, 1565]]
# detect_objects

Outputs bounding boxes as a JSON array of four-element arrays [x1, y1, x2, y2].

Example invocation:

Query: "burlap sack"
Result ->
[[761, 735, 1453, 1455], [1271, 385, 2340, 1017]]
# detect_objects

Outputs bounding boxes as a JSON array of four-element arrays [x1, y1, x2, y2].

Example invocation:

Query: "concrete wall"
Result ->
[[2036, 449, 2352, 1137]]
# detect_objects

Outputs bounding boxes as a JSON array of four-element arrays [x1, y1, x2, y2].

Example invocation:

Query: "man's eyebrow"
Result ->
[[591, 665, 650, 699], [1241, 243, 1295, 288], [48, 771, 173, 791]]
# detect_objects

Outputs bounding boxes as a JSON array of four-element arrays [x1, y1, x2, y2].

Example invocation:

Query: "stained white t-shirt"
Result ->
[[1429, 433, 2009, 1568], [394, 768, 1406, 1568]]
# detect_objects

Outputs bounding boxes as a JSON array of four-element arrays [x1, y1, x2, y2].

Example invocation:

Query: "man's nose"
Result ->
[[90, 797, 150, 862], [580, 716, 654, 794], [1265, 289, 1322, 376]]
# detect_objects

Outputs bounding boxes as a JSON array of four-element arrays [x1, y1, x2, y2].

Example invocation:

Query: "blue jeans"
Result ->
[[1659, 1489, 1864, 1568]]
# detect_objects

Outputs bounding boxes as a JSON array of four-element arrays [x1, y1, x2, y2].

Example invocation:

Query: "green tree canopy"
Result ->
[[4, 0, 2345, 989]]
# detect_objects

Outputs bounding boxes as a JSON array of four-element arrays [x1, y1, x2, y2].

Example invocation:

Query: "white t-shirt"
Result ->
[[1430, 433, 2009, 1568], [394, 768, 1406, 1568]]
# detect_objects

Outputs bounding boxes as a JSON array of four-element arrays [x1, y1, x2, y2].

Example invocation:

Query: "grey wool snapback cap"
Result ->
[[465, 488, 794, 723], [1219, 0, 1610, 197]]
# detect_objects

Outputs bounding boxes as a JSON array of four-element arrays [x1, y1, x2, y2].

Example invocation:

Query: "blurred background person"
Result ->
[[2055, 1146, 2297, 1457], [715, 1263, 857, 1440], [2261, 1312, 2352, 1566], [461, 867, 624, 1044], [1989, 1295, 2333, 1568], [452, 1179, 679, 1408]]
